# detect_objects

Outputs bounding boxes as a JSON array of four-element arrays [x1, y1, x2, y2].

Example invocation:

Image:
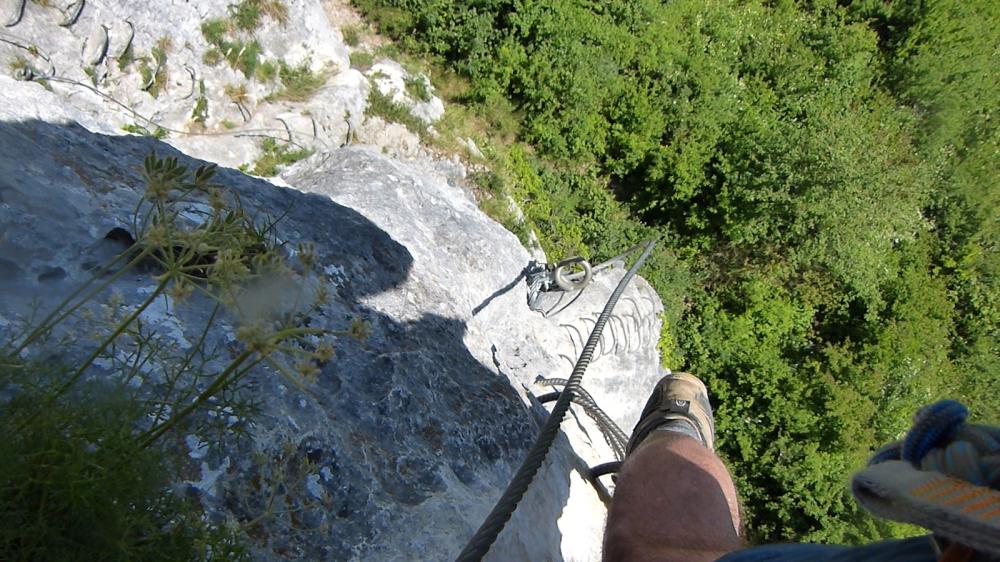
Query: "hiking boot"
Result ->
[[626, 372, 716, 455]]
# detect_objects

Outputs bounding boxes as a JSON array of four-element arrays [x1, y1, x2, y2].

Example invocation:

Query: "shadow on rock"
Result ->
[[0, 119, 562, 561]]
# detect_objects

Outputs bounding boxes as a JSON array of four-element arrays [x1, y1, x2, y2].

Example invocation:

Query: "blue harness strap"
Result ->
[[721, 400, 1000, 562], [901, 400, 969, 465]]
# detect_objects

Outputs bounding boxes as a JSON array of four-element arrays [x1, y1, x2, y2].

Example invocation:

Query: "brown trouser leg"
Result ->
[[603, 432, 743, 562]]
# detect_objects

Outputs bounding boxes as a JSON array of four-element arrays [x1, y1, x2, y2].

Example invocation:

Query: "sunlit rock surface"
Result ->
[[0, 2, 665, 557]]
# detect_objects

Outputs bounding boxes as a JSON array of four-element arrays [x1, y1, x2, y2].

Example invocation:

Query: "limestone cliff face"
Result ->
[[0, 3, 664, 560]]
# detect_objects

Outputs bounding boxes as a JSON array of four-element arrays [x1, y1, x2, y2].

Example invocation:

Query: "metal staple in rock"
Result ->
[[0, 34, 323, 152], [454, 238, 657, 562]]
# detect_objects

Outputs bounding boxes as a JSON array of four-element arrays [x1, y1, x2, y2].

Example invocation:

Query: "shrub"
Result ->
[[0, 377, 249, 561]]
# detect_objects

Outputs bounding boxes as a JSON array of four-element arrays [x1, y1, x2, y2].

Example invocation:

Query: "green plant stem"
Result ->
[[138, 348, 257, 448], [65, 277, 170, 390], [12, 247, 152, 356], [17, 275, 170, 432], [176, 302, 221, 377], [138, 325, 326, 447], [120, 327, 159, 388], [150, 302, 221, 421]]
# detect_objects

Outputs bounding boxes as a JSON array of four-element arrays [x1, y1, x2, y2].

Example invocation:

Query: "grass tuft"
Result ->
[[404, 74, 432, 103], [201, 18, 229, 45], [201, 17, 262, 77], [122, 123, 168, 139], [117, 40, 135, 71], [225, 83, 250, 106], [192, 80, 209, 125], [229, 0, 289, 31], [245, 138, 313, 176], [256, 59, 279, 82], [138, 39, 170, 98], [265, 60, 328, 102], [365, 87, 428, 138], [349, 50, 375, 69], [341, 24, 363, 47]]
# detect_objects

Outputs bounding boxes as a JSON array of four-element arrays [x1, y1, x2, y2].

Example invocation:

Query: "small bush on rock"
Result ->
[[365, 86, 428, 138], [244, 138, 314, 176], [0, 152, 348, 558], [266, 60, 329, 102]]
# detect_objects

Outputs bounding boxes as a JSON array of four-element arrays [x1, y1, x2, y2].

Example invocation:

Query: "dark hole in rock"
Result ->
[[104, 226, 136, 248], [305, 446, 323, 464], [37, 266, 66, 283]]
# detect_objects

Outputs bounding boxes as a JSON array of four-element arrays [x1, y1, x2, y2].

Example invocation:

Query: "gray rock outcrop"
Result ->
[[0, 3, 666, 558]]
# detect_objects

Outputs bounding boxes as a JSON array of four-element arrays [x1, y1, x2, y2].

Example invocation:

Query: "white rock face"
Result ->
[[0, 2, 666, 560], [0, 0, 359, 169], [367, 60, 446, 124]]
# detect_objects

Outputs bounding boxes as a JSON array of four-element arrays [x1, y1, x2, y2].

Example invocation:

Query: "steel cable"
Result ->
[[536, 378, 629, 461], [454, 238, 657, 562]]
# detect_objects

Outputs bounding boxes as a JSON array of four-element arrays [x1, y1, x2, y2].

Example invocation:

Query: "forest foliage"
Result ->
[[354, 0, 999, 544]]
